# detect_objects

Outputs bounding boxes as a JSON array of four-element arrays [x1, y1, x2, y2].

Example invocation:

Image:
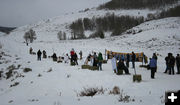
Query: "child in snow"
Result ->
[[111, 55, 117, 73]]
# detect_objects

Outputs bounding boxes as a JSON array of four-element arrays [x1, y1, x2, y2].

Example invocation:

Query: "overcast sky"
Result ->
[[0, 0, 109, 27]]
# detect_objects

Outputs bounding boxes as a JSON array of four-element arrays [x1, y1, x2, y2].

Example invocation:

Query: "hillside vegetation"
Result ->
[[69, 14, 144, 38], [159, 5, 180, 18], [98, 0, 179, 10]]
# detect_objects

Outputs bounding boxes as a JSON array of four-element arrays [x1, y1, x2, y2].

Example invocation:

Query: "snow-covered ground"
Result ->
[[0, 32, 5, 37], [0, 15, 180, 105]]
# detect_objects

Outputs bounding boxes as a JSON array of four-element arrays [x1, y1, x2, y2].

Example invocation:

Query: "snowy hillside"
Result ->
[[0, 15, 180, 105], [12, 7, 157, 41]]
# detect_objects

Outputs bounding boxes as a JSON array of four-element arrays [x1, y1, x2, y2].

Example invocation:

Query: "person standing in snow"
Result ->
[[111, 55, 117, 73], [152, 53, 158, 72], [98, 52, 103, 71], [131, 51, 136, 69], [90, 54, 94, 66], [42, 50, 47, 58], [93, 52, 98, 67], [64, 53, 69, 63], [74, 52, 78, 65], [52, 53, 57, 61], [149, 57, 157, 79], [37, 49, 42, 61], [169, 53, 175, 75], [176, 54, 180, 74], [164, 53, 170, 73], [126, 53, 130, 68], [29, 47, 33, 54], [79, 51, 82, 60], [70, 48, 75, 63]]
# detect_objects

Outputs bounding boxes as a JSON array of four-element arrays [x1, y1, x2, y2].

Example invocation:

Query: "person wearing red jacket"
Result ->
[[70, 48, 75, 63]]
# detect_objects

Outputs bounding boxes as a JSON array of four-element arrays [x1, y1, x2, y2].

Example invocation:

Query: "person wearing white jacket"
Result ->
[[64, 53, 69, 63], [111, 55, 117, 73]]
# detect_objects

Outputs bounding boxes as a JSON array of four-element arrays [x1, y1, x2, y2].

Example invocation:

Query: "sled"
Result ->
[[133, 75, 142, 82], [81, 65, 90, 69]]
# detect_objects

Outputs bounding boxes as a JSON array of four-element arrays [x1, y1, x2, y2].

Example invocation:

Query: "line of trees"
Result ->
[[98, 0, 179, 10], [69, 14, 144, 37], [57, 31, 67, 40], [159, 5, 180, 18]]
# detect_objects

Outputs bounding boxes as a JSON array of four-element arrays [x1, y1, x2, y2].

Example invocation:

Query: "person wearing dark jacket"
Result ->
[[42, 50, 47, 58], [52, 53, 57, 61], [79, 51, 82, 60], [176, 54, 180, 74], [131, 51, 136, 69], [149, 57, 157, 79], [70, 48, 75, 63], [152, 53, 158, 72], [37, 50, 42, 61], [93, 52, 98, 67], [74, 53, 78, 65], [169, 53, 175, 75], [98, 52, 103, 71], [29, 47, 33, 54], [164, 53, 170, 73], [117, 59, 130, 74]]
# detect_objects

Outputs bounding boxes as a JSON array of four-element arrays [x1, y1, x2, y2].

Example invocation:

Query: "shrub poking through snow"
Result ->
[[38, 74, 42, 77], [6, 67, 14, 79], [10, 82, 19, 87], [7, 65, 16, 71], [109, 86, 120, 95], [23, 68, 32, 73], [78, 87, 105, 97], [117, 89, 135, 103], [5, 65, 22, 79]]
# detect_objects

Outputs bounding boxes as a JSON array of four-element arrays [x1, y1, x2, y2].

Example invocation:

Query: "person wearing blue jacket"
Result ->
[[149, 57, 157, 79]]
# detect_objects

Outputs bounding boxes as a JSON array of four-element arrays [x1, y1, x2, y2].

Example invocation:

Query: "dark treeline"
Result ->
[[69, 14, 144, 38], [159, 5, 180, 18], [0, 26, 16, 34], [98, 0, 179, 10]]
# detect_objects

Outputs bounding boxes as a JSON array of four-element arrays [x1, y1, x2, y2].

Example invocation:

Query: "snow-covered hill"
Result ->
[[0, 32, 5, 37], [0, 15, 180, 105], [12, 7, 157, 41]]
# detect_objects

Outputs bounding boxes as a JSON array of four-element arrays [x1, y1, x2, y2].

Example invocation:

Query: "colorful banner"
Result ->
[[105, 49, 148, 63]]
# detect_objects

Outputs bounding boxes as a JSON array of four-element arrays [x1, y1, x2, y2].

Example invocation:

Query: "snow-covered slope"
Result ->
[[12, 7, 157, 41], [0, 32, 5, 37], [0, 16, 180, 105]]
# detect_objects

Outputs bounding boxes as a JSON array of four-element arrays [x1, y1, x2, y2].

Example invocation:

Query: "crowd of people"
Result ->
[[110, 51, 137, 75], [164, 53, 180, 75], [85, 52, 103, 71], [29, 47, 180, 78]]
